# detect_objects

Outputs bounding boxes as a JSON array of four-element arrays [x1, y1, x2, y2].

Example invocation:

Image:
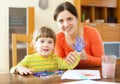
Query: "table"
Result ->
[[0, 59, 120, 84]]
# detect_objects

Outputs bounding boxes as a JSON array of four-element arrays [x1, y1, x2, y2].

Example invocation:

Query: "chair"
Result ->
[[12, 33, 34, 66]]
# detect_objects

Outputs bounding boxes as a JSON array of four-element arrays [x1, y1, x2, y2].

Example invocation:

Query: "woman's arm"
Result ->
[[78, 26, 105, 67]]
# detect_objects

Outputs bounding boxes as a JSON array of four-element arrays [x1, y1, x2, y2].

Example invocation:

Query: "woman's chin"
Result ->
[[65, 32, 73, 36], [65, 30, 74, 35]]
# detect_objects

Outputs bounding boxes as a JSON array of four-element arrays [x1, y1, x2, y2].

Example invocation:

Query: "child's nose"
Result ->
[[43, 42, 49, 46]]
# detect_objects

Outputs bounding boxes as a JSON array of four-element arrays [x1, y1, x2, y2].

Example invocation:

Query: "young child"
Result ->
[[10, 26, 83, 75]]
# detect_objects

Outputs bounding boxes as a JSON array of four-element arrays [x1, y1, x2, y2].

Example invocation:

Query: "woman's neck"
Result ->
[[66, 32, 78, 43], [67, 26, 83, 39], [65, 26, 84, 49]]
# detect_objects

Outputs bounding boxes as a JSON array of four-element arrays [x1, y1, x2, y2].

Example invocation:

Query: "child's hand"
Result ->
[[72, 37, 87, 52], [16, 66, 34, 75], [65, 52, 78, 65], [65, 51, 82, 65]]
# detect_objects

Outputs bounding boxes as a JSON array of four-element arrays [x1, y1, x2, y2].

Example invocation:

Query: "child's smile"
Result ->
[[42, 48, 49, 52]]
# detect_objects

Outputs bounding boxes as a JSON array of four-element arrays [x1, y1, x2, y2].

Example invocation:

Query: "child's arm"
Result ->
[[10, 55, 34, 75], [57, 51, 81, 69]]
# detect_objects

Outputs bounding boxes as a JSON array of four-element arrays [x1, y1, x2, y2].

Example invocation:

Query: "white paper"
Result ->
[[61, 70, 101, 80], [62, 80, 119, 84]]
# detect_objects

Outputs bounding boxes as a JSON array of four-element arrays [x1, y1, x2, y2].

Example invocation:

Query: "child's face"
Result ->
[[35, 37, 54, 57]]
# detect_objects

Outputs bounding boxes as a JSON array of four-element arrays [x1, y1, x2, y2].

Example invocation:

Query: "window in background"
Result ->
[[9, 8, 27, 69], [104, 42, 120, 58]]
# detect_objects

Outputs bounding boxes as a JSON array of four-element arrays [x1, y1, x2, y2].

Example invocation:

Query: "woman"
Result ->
[[54, 2, 104, 68]]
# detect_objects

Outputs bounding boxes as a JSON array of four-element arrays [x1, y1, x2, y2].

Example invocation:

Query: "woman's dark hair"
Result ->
[[54, 2, 78, 21]]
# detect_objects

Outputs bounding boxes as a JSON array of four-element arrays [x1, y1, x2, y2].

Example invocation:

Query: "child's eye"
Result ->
[[40, 40, 44, 43], [48, 41, 52, 44]]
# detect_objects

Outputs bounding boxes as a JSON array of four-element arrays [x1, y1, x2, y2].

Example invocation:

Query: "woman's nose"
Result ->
[[63, 21, 69, 27]]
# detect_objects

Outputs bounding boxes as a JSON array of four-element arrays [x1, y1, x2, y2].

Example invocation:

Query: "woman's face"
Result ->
[[56, 10, 78, 36], [35, 37, 54, 57]]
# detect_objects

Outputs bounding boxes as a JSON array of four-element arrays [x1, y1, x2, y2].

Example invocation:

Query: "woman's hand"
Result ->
[[16, 66, 34, 75], [81, 50, 87, 60], [72, 37, 87, 60]]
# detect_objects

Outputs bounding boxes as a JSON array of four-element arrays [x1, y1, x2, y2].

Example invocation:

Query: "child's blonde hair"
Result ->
[[32, 26, 56, 48]]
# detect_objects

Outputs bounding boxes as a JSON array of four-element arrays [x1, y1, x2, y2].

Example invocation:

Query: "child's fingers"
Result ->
[[20, 70, 28, 75], [27, 69, 34, 74], [23, 69, 33, 75], [29, 69, 34, 73], [18, 67, 33, 75], [65, 52, 77, 65], [19, 71, 24, 75]]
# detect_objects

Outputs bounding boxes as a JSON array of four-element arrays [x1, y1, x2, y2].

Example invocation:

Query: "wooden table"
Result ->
[[0, 59, 120, 84]]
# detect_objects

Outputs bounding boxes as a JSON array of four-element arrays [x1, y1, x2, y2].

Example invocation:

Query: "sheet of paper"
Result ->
[[62, 80, 119, 84], [61, 70, 101, 80]]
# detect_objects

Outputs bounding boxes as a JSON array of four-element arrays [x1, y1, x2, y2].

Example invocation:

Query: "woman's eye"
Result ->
[[68, 17, 72, 21], [59, 20, 63, 24]]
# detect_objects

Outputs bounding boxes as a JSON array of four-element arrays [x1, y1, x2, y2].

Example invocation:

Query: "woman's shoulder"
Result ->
[[56, 32, 66, 41], [83, 25, 98, 34], [83, 25, 97, 31]]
